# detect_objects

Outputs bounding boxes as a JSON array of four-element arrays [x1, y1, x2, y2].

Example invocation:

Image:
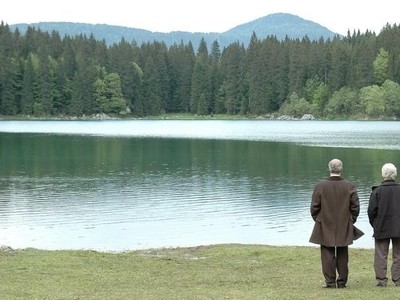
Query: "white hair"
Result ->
[[328, 159, 343, 174], [382, 163, 397, 180]]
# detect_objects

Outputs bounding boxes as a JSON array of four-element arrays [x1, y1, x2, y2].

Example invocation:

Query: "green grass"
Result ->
[[0, 244, 397, 299]]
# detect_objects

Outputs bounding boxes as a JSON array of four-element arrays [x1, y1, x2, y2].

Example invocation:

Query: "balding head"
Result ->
[[328, 159, 343, 175]]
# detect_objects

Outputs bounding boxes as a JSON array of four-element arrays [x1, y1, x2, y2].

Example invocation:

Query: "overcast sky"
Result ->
[[2, 0, 399, 35]]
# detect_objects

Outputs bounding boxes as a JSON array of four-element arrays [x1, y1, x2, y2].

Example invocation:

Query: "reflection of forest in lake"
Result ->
[[0, 120, 399, 250]]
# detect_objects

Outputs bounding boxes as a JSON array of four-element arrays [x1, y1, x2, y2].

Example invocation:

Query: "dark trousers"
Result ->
[[374, 238, 400, 284], [320, 245, 348, 287]]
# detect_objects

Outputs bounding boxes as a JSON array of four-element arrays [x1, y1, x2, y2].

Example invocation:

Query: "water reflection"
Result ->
[[1, 120, 400, 149], [0, 120, 399, 250]]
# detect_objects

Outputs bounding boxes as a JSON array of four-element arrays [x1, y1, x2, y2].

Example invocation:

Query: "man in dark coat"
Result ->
[[309, 158, 363, 288], [368, 162, 400, 287]]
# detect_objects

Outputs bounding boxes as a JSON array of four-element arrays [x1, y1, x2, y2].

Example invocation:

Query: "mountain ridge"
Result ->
[[8, 13, 338, 49]]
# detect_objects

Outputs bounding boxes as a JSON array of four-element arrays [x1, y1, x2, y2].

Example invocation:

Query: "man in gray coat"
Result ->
[[368, 163, 400, 287], [309, 158, 363, 288]]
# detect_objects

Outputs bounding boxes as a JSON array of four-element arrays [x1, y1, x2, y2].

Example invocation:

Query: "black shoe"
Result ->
[[337, 284, 346, 288], [323, 284, 336, 288], [376, 282, 387, 287]]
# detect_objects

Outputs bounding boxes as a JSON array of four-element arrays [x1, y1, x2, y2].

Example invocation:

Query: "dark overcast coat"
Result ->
[[368, 180, 400, 239], [309, 176, 363, 247]]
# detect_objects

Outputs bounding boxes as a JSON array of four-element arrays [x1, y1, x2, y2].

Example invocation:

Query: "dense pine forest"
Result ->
[[1, 21, 400, 119]]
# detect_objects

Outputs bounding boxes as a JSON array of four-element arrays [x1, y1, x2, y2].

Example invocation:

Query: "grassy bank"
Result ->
[[0, 244, 396, 299]]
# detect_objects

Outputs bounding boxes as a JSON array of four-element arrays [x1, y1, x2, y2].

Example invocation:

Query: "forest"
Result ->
[[1, 21, 400, 119]]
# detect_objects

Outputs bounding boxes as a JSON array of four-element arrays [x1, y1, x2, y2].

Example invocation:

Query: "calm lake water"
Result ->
[[0, 120, 400, 251]]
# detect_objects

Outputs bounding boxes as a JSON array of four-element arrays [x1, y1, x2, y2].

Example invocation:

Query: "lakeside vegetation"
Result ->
[[1, 22, 400, 121], [0, 244, 397, 299]]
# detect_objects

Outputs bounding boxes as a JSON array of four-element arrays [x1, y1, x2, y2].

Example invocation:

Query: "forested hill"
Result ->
[[1, 17, 399, 120], [8, 13, 337, 49]]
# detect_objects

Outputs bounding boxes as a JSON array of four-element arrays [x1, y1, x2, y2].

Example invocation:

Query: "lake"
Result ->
[[0, 120, 399, 251]]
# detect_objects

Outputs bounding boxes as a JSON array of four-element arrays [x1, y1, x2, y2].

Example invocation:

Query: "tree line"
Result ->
[[1, 21, 400, 119]]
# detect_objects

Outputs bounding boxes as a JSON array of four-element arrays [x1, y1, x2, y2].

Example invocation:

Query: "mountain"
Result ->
[[8, 13, 338, 49], [224, 13, 337, 41]]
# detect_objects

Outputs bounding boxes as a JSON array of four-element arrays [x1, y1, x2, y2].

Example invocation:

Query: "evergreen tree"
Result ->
[[61, 37, 77, 80], [0, 55, 18, 115], [215, 82, 227, 114], [329, 39, 351, 91], [349, 33, 375, 88], [108, 38, 140, 113], [53, 61, 69, 114], [152, 42, 170, 113], [35, 50, 54, 116], [69, 65, 95, 116], [262, 36, 288, 112], [20, 55, 36, 115], [19, 26, 38, 58], [246, 32, 265, 114], [287, 38, 309, 96], [142, 56, 162, 115], [190, 38, 211, 114], [0, 24, 19, 115], [197, 93, 208, 115], [125, 61, 143, 115], [209, 40, 222, 114], [220, 42, 246, 114]]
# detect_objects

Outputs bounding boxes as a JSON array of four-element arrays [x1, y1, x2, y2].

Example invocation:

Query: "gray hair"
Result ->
[[382, 163, 397, 180], [328, 159, 343, 174]]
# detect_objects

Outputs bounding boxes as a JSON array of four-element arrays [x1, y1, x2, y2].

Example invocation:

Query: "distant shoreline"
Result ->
[[2, 113, 319, 121], [1, 113, 397, 121]]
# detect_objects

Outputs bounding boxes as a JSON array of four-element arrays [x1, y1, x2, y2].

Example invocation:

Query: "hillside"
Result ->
[[8, 13, 337, 49]]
